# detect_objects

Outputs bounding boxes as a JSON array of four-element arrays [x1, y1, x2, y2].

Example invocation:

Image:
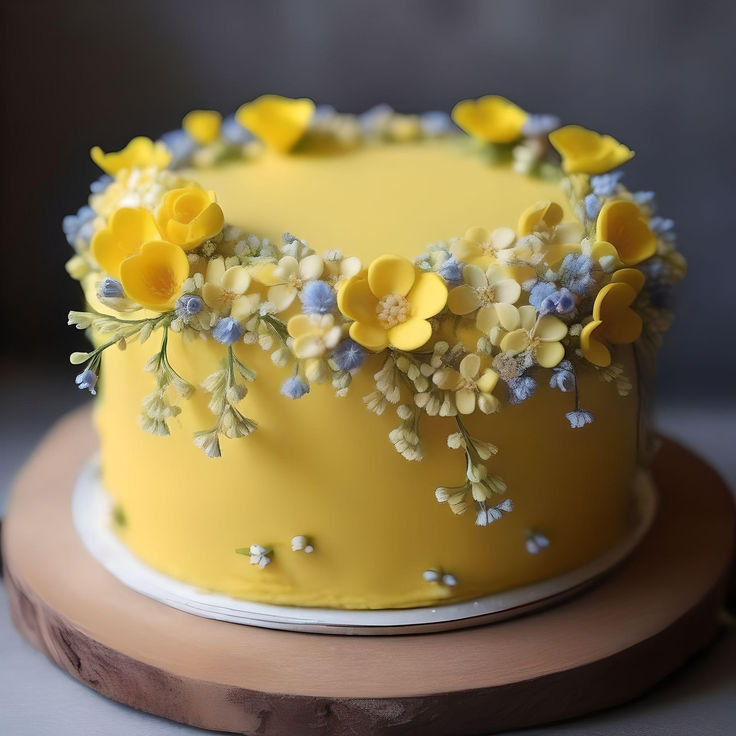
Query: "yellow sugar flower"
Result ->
[[91, 137, 172, 175], [235, 95, 315, 153], [451, 226, 516, 268], [91, 207, 161, 278], [182, 110, 222, 145], [448, 264, 521, 335], [202, 257, 261, 321], [549, 125, 634, 175], [155, 187, 224, 251], [433, 354, 499, 414], [580, 268, 644, 367], [518, 200, 564, 236], [499, 305, 568, 368], [337, 255, 447, 351], [119, 240, 190, 311], [451, 95, 528, 144], [252, 254, 324, 312], [287, 314, 342, 358], [596, 200, 656, 266]]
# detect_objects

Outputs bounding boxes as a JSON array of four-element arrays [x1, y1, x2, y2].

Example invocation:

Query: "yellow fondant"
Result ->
[[91, 136, 172, 175], [95, 140, 639, 609], [549, 125, 634, 175]]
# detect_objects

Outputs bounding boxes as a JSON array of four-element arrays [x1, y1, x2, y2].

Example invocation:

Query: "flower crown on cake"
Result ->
[[65, 95, 685, 527]]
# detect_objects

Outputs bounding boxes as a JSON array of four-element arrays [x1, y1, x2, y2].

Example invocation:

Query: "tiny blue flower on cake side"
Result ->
[[300, 280, 336, 314], [212, 317, 243, 345], [281, 375, 310, 399], [566, 409, 595, 428], [508, 375, 536, 404], [331, 338, 366, 372], [75, 368, 98, 395], [558, 253, 595, 295], [176, 294, 203, 319], [63, 205, 96, 247]]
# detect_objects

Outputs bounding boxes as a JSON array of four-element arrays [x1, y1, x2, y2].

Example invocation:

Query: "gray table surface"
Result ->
[[1, 372, 734, 735]]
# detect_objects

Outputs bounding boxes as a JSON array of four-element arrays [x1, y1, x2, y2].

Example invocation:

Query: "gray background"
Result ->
[[1, 0, 735, 734]]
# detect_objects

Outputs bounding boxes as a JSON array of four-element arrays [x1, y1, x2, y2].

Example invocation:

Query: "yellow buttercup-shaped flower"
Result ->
[[90, 137, 172, 175], [549, 125, 634, 175], [451, 226, 516, 268], [499, 305, 568, 368], [337, 255, 447, 351], [451, 96, 528, 144], [119, 240, 190, 311], [182, 110, 222, 145], [235, 95, 315, 153], [517, 200, 564, 236], [155, 187, 224, 251], [580, 268, 645, 367], [596, 200, 656, 266], [91, 207, 161, 278]]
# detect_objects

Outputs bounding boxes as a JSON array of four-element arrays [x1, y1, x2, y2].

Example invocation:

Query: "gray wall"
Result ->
[[2, 0, 734, 401]]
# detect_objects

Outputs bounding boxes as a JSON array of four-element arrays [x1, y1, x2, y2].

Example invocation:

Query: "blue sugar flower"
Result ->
[[176, 294, 203, 319], [212, 317, 243, 345], [159, 129, 197, 168], [584, 193, 602, 220], [521, 114, 560, 137], [221, 114, 254, 145], [281, 375, 310, 399], [300, 280, 336, 314], [359, 104, 393, 132], [633, 190, 656, 209], [75, 368, 98, 395], [540, 287, 576, 316], [590, 171, 624, 198], [97, 278, 123, 299], [558, 253, 594, 295], [649, 216, 676, 242], [420, 110, 453, 136], [508, 375, 536, 405], [62, 205, 96, 247], [640, 260, 673, 309], [566, 409, 594, 428], [549, 361, 575, 392], [529, 281, 556, 310], [331, 338, 366, 372], [90, 175, 113, 195], [438, 256, 463, 285]]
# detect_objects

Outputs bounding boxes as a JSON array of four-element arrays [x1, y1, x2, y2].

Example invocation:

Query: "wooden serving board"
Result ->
[[2, 407, 735, 736]]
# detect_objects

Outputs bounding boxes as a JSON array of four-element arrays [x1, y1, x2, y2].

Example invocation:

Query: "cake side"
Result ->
[[64, 96, 685, 609]]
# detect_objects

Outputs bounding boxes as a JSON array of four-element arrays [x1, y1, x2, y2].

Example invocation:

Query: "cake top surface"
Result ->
[[65, 95, 684, 522]]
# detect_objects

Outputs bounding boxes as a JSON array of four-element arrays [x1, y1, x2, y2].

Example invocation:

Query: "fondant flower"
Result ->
[[182, 110, 222, 145], [451, 96, 528, 144], [253, 254, 324, 312], [119, 240, 190, 311], [517, 200, 564, 236], [499, 305, 568, 368], [91, 207, 161, 278], [448, 264, 521, 333], [433, 354, 499, 414], [451, 226, 516, 268], [155, 187, 224, 250], [596, 200, 656, 266], [323, 251, 362, 287], [337, 255, 447, 351], [235, 95, 315, 153], [580, 268, 645, 367], [287, 313, 342, 358], [202, 257, 261, 321], [548, 125, 634, 175], [91, 137, 172, 175]]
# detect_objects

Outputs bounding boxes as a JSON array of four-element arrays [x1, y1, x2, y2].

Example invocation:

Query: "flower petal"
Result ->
[[463, 264, 488, 289], [287, 313, 314, 339], [518, 304, 537, 332], [476, 369, 499, 394], [388, 318, 432, 350], [222, 265, 251, 294], [235, 95, 315, 153], [349, 321, 388, 351], [500, 329, 530, 354], [368, 255, 416, 298], [119, 241, 189, 311], [493, 278, 521, 304], [268, 283, 297, 312], [338, 276, 379, 323], [455, 388, 477, 415], [536, 314, 568, 341], [495, 302, 521, 331], [408, 272, 448, 319], [448, 284, 481, 315], [459, 353, 480, 380], [231, 293, 261, 322], [476, 304, 499, 334], [274, 256, 299, 281], [518, 200, 563, 236], [451, 96, 528, 144], [205, 256, 226, 286], [596, 200, 656, 266], [298, 253, 324, 281], [450, 238, 483, 263], [611, 267, 645, 295], [202, 283, 224, 311], [580, 320, 612, 367], [535, 341, 565, 368]]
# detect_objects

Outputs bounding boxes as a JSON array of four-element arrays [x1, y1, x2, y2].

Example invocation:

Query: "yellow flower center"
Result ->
[[476, 285, 498, 305], [377, 293, 410, 329], [289, 274, 303, 290]]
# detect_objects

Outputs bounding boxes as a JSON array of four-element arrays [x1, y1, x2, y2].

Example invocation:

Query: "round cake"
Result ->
[[64, 95, 685, 611]]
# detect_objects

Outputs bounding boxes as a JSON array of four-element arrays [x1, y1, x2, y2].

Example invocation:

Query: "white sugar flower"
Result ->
[[432, 354, 500, 414], [287, 314, 342, 358], [253, 254, 324, 312], [202, 257, 260, 321], [499, 304, 568, 368]]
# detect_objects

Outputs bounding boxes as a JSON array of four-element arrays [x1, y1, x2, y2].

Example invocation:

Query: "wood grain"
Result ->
[[2, 407, 735, 735]]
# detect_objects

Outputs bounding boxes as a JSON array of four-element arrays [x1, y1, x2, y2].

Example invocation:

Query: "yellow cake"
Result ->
[[64, 95, 685, 610]]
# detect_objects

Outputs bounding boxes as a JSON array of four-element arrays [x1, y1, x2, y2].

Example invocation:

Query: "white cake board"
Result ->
[[72, 458, 657, 635]]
